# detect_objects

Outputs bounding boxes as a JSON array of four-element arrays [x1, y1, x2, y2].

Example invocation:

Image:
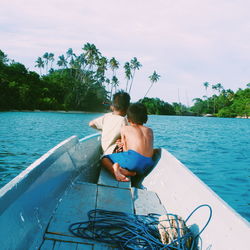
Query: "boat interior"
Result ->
[[40, 159, 165, 249]]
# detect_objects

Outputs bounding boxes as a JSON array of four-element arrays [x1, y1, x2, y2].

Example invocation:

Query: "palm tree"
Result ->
[[203, 81, 209, 94], [203, 82, 210, 109], [212, 84, 218, 113], [66, 48, 76, 61], [35, 57, 44, 75], [109, 57, 119, 75], [48, 53, 54, 70], [128, 57, 142, 94], [215, 83, 223, 94], [143, 71, 161, 98], [57, 55, 67, 69], [82, 43, 100, 69], [110, 76, 119, 99], [66, 48, 76, 69], [42, 52, 50, 74], [124, 62, 132, 91], [72, 54, 87, 80], [97, 56, 108, 75]]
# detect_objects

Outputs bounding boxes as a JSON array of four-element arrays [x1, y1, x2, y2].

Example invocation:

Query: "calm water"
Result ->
[[0, 112, 249, 221]]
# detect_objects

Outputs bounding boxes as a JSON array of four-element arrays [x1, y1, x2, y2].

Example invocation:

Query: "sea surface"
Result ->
[[0, 111, 249, 221]]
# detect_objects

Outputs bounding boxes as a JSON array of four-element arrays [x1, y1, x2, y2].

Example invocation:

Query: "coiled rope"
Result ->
[[69, 204, 212, 249]]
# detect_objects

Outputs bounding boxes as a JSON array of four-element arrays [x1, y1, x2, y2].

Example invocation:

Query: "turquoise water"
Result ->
[[0, 112, 249, 221]]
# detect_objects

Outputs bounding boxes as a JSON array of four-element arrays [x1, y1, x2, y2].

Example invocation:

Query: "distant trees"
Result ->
[[32, 43, 152, 105], [0, 44, 160, 112], [2, 44, 248, 118], [0, 48, 107, 111], [191, 82, 250, 118], [140, 97, 175, 115], [0, 56, 42, 110]]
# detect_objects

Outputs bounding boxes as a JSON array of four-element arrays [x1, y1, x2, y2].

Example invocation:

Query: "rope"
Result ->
[[69, 204, 212, 249]]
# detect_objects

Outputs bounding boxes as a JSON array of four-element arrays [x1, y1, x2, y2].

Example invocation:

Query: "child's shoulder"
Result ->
[[104, 113, 127, 126], [142, 125, 153, 134]]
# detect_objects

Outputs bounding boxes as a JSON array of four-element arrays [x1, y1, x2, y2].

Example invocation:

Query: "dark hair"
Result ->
[[112, 91, 130, 112], [127, 103, 148, 125]]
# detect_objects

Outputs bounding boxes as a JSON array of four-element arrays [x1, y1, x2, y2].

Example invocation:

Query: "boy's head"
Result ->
[[112, 91, 130, 112], [127, 103, 148, 125]]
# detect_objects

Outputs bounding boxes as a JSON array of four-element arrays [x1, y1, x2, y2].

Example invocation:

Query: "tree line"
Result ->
[[0, 44, 249, 117], [0, 44, 161, 112], [191, 82, 250, 118]]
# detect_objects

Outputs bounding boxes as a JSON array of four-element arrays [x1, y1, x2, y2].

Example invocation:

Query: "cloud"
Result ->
[[0, 0, 250, 104]]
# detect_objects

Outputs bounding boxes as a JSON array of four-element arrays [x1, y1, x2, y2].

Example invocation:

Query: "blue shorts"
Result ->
[[103, 150, 154, 175]]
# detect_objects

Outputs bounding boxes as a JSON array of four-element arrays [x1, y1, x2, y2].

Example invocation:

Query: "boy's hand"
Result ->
[[115, 139, 124, 153]]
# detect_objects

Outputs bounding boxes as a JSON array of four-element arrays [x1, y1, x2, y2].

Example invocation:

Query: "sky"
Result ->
[[1, 0, 250, 105]]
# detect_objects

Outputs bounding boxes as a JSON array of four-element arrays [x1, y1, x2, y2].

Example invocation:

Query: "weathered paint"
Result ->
[[131, 187, 166, 215]]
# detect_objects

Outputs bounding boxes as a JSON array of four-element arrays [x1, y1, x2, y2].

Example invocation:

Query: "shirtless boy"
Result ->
[[102, 102, 154, 182]]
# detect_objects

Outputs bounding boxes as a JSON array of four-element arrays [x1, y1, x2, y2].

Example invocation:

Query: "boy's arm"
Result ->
[[89, 115, 104, 131], [89, 120, 98, 130]]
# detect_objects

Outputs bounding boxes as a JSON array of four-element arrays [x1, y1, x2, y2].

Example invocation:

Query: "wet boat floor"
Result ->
[[40, 168, 166, 249]]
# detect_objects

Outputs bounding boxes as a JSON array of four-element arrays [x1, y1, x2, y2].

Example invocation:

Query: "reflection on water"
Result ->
[[0, 112, 249, 221]]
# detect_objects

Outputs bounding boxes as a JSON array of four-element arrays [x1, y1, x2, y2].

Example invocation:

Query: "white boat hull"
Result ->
[[143, 148, 250, 249]]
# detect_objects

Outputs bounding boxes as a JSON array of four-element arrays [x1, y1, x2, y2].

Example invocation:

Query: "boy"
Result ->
[[89, 91, 130, 155], [102, 102, 154, 182]]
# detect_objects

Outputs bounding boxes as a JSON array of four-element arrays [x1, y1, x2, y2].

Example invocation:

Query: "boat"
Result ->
[[0, 133, 249, 249]]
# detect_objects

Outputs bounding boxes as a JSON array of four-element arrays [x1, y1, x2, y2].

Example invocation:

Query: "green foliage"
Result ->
[[140, 97, 175, 115], [217, 107, 236, 118], [2, 44, 249, 118], [0, 46, 109, 111], [191, 83, 250, 118]]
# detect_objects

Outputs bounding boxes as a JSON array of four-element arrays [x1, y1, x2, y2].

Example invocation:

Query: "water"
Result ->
[[0, 112, 249, 221]]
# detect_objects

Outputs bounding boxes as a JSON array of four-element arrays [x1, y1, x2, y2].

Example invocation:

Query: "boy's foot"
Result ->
[[113, 163, 136, 182]]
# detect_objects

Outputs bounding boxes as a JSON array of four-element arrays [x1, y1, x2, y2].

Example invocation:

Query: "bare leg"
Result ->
[[101, 158, 136, 182]]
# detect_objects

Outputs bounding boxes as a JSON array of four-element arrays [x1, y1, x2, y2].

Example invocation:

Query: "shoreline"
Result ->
[[1, 110, 249, 118], [0, 109, 106, 114]]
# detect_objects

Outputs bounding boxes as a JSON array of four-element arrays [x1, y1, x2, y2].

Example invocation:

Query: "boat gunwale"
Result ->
[[0, 133, 101, 215]]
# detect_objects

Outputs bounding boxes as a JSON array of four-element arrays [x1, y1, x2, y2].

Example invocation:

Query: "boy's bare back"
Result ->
[[121, 124, 153, 158]]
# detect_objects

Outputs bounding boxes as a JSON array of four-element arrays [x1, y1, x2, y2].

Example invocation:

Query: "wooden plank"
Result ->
[[96, 185, 133, 213], [47, 182, 97, 236], [98, 167, 130, 189], [53, 241, 89, 250], [131, 188, 166, 215], [76, 243, 93, 250], [98, 167, 118, 187], [40, 239, 55, 250], [44, 233, 118, 250], [93, 244, 118, 250], [45, 233, 95, 245]]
